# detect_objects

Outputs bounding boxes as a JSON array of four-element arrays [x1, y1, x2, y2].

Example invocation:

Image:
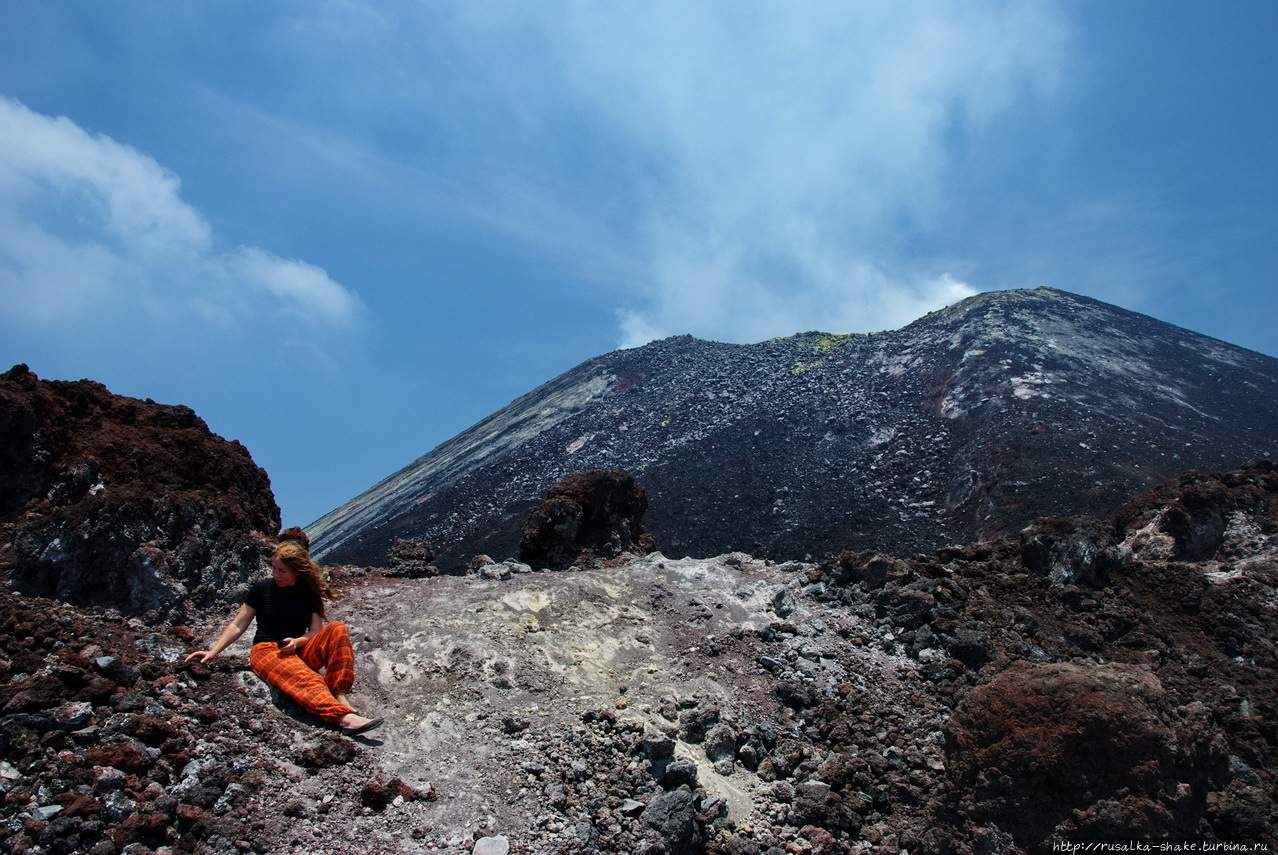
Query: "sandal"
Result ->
[[341, 717, 384, 737]]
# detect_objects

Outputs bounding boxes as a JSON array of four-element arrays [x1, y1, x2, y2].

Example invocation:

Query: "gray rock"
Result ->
[[51, 701, 93, 731], [1020, 516, 1127, 586], [574, 822, 601, 848], [93, 767, 127, 794], [771, 586, 796, 618], [661, 760, 698, 790], [678, 704, 719, 743], [473, 836, 510, 855], [703, 722, 737, 763], [757, 655, 786, 672], [213, 782, 248, 815], [641, 734, 676, 759], [101, 790, 136, 823], [480, 562, 513, 581]]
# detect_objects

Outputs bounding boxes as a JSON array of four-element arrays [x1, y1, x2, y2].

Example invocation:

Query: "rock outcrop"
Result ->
[[518, 469, 655, 570], [0, 365, 280, 619], [308, 288, 1278, 572], [942, 661, 1219, 849]]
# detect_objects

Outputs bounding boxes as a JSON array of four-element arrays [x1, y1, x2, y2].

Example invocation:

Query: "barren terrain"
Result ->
[[4, 465, 1276, 854]]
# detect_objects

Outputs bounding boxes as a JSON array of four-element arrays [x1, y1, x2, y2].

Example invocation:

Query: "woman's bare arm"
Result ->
[[184, 604, 256, 663]]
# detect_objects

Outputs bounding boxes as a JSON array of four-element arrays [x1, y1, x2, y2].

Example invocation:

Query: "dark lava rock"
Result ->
[[518, 469, 655, 570], [1116, 461, 1278, 561], [386, 537, 438, 578], [0, 364, 280, 618], [1020, 515, 1127, 586], [640, 787, 704, 855]]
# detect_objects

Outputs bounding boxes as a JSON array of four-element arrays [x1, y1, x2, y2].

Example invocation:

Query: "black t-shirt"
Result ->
[[243, 578, 320, 645]]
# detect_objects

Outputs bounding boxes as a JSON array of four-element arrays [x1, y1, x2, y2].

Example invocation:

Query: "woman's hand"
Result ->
[[185, 605, 256, 664], [278, 637, 302, 655]]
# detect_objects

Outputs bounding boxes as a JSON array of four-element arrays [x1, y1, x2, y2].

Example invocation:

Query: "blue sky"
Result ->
[[1, 1, 1275, 529]]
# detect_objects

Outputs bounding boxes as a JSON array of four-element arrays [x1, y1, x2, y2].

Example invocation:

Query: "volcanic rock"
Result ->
[[518, 469, 655, 570], [1019, 515, 1128, 586], [308, 288, 1278, 572], [0, 365, 280, 618], [385, 538, 438, 578], [942, 661, 1219, 849], [2, 358, 1276, 853]]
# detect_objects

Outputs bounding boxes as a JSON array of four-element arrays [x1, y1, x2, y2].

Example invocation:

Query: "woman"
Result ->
[[185, 540, 382, 736]]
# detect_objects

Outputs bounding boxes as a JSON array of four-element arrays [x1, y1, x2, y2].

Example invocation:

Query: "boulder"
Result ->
[[943, 660, 1222, 848], [0, 365, 280, 619], [1019, 516, 1126, 586], [518, 469, 654, 570], [386, 538, 438, 578]]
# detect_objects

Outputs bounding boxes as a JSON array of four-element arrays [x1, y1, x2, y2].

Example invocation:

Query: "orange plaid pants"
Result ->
[[249, 621, 357, 724]]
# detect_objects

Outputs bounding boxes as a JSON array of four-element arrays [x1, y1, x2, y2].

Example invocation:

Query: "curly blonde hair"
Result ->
[[272, 540, 340, 618]]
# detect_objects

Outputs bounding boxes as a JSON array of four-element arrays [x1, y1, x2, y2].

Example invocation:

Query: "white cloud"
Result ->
[[0, 96, 364, 335], [545, 1, 1067, 344], [227, 247, 364, 328], [358, 1, 1068, 344]]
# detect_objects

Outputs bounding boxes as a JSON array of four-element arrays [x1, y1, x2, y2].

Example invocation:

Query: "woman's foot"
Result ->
[[336, 694, 351, 708], [338, 713, 383, 736]]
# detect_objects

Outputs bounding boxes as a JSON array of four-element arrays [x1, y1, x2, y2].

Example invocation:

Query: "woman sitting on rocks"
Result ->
[[185, 539, 383, 736]]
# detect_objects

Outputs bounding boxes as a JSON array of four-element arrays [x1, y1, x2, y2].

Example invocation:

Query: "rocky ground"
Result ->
[[2, 464, 1277, 855]]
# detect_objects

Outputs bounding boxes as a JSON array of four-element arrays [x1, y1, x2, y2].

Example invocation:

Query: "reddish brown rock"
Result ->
[[942, 661, 1221, 848], [0, 364, 280, 619], [115, 713, 179, 747], [84, 741, 153, 775], [110, 810, 169, 848], [360, 780, 392, 811]]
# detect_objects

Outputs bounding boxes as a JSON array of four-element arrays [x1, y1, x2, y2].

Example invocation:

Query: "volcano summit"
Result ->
[[308, 288, 1278, 571]]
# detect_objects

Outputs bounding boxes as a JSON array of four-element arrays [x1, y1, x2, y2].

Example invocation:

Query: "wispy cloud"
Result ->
[[376, 1, 1072, 345], [159, 2, 1068, 347], [0, 96, 365, 338], [556, 2, 1069, 344], [1, 3, 1072, 361]]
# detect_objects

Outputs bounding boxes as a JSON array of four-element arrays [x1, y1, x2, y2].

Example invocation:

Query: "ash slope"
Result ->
[[310, 288, 1278, 571]]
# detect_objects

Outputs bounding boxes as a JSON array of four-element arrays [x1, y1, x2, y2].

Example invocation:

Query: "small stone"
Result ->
[[51, 701, 93, 730], [100, 790, 136, 823]]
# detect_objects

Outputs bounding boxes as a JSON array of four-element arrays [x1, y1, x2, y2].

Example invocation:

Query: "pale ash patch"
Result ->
[[321, 552, 947, 849], [1010, 368, 1060, 400], [565, 433, 594, 455]]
